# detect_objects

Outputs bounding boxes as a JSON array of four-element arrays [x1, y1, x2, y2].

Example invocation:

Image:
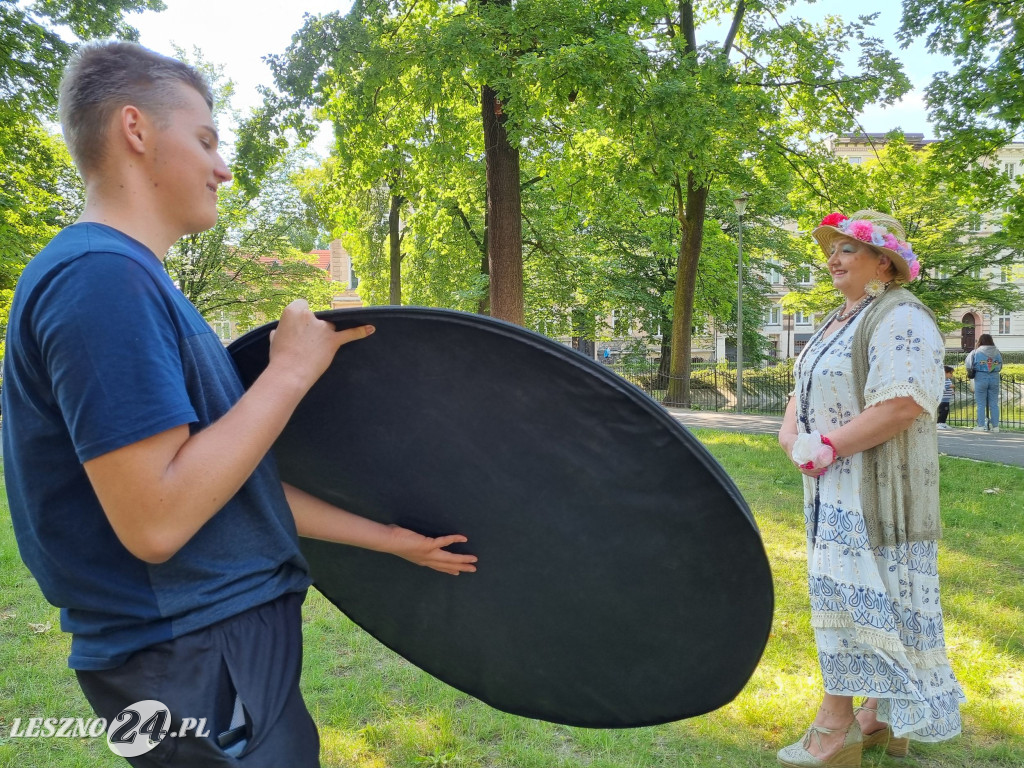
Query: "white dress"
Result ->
[[793, 301, 965, 741]]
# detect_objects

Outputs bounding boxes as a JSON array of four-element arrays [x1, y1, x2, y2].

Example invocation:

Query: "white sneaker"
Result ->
[[937, 424, 950, 430], [973, 426, 988, 432], [992, 427, 1000, 433]]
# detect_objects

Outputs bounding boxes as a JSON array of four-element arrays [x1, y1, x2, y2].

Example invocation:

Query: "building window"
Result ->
[[998, 311, 1011, 335], [211, 312, 232, 341], [610, 309, 630, 336], [1001, 264, 1017, 283], [795, 311, 812, 326], [797, 265, 813, 285], [767, 263, 783, 285], [848, 156, 863, 165], [538, 311, 566, 337], [763, 305, 782, 326], [1006, 162, 1016, 180]]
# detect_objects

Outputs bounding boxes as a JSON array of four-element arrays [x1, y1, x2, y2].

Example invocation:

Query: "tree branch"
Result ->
[[449, 202, 486, 256], [722, 1, 745, 58]]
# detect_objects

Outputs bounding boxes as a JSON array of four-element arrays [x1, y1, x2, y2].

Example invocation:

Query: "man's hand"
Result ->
[[268, 299, 374, 391], [284, 483, 478, 576], [385, 527, 478, 576]]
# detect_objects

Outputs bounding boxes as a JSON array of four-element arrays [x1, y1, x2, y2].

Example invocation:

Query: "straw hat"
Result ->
[[811, 209, 920, 283]]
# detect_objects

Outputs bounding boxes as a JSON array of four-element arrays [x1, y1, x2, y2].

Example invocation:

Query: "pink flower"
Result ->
[[820, 212, 848, 227], [909, 260, 921, 280], [847, 220, 875, 241], [882, 234, 900, 250]]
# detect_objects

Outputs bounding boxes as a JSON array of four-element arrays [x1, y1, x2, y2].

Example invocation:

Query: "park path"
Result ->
[[668, 409, 1024, 469]]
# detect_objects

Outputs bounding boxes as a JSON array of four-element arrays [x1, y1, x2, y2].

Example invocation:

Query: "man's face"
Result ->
[[146, 83, 232, 235]]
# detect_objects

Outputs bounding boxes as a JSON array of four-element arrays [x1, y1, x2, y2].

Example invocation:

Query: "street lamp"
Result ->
[[733, 193, 749, 413]]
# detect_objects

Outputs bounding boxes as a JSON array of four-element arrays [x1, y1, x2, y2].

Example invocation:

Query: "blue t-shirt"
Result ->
[[2, 223, 311, 670]]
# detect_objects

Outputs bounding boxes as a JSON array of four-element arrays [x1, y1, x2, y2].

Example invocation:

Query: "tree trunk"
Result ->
[[655, 309, 673, 390], [481, 82, 524, 325], [665, 174, 709, 407], [479, 208, 491, 315], [388, 193, 404, 305]]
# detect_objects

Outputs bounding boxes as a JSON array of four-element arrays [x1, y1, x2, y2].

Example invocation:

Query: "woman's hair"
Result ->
[[977, 334, 996, 347], [59, 41, 213, 177]]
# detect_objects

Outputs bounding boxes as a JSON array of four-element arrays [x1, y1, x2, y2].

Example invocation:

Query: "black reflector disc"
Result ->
[[229, 307, 773, 728]]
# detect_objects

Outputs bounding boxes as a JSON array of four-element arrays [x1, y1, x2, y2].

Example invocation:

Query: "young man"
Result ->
[[2, 42, 476, 767]]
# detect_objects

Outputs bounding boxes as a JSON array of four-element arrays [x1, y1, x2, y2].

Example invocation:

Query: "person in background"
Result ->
[[966, 333, 1003, 432], [936, 365, 954, 430]]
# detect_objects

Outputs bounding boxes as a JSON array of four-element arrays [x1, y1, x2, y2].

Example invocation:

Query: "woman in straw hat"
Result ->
[[776, 211, 964, 767]]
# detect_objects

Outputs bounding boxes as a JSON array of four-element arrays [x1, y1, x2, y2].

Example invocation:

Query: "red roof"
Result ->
[[309, 250, 331, 271], [256, 250, 332, 273]]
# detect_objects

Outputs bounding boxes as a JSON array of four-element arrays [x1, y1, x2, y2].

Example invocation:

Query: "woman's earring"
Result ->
[[865, 279, 889, 297]]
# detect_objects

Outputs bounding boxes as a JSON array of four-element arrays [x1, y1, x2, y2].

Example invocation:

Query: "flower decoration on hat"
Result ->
[[818, 211, 921, 282], [820, 212, 848, 228]]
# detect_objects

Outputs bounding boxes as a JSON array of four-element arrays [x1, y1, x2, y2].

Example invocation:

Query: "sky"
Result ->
[[129, 0, 954, 146]]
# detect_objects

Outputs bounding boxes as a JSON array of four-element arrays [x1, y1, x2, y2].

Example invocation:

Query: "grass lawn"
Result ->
[[1, 431, 1022, 767]]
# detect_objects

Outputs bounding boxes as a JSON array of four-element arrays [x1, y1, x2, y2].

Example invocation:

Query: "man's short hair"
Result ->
[[59, 41, 214, 176]]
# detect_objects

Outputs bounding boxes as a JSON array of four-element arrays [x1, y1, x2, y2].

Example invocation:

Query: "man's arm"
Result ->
[[283, 483, 478, 576], [83, 300, 372, 564]]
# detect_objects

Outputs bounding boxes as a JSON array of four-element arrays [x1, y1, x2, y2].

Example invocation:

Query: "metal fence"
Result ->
[[608, 359, 1024, 429], [946, 375, 1024, 430]]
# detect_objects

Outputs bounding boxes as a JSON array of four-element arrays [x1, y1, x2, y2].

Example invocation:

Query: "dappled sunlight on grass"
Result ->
[[3, 433, 1023, 767], [318, 726, 390, 768]]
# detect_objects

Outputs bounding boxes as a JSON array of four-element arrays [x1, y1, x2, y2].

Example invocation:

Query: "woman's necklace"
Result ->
[[833, 278, 893, 324], [834, 294, 872, 323]]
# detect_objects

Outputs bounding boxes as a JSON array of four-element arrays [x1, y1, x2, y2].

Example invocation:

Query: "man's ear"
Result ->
[[119, 105, 148, 155]]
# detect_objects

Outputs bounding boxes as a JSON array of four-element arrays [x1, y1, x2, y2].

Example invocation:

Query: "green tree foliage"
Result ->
[[784, 134, 1022, 330], [246, 1, 911, 400], [899, 0, 1023, 142], [899, 0, 1024, 243], [619, 2, 912, 405], [244, 0, 649, 324]]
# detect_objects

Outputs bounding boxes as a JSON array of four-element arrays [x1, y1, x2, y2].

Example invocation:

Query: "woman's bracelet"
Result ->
[[820, 434, 838, 463], [792, 431, 838, 470]]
